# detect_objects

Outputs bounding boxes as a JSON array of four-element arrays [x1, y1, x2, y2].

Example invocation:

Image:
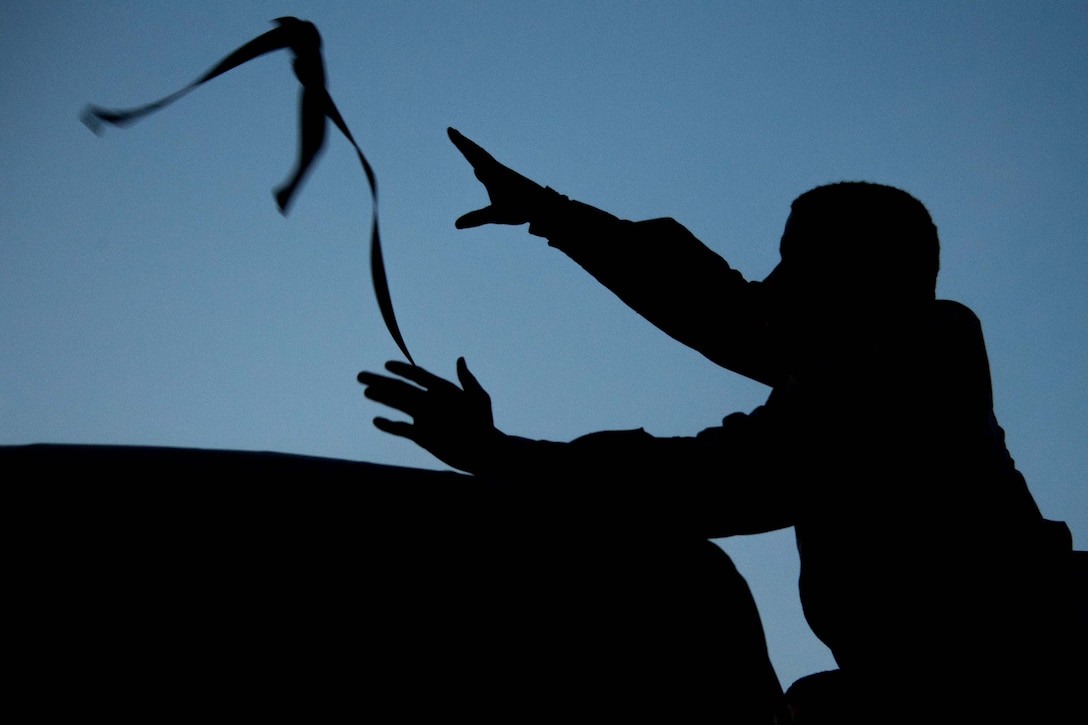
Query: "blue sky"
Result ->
[[3, 1, 1085, 688]]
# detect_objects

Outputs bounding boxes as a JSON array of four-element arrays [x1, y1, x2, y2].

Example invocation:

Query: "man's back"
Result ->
[[780, 299, 1077, 719]]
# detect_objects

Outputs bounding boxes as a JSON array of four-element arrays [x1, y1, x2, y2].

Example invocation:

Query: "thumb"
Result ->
[[455, 206, 500, 229], [457, 357, 489, 400]]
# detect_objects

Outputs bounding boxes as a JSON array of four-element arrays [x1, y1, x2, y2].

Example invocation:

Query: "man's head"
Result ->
[[771, 182, 940, 308], [762, 183, 940, 360]]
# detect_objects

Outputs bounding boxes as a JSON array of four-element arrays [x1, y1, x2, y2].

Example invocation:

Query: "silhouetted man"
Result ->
[[358, 129, 1082, 723]]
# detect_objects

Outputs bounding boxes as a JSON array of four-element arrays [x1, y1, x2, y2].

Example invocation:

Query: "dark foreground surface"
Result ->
[[6, 444, 780, 720]]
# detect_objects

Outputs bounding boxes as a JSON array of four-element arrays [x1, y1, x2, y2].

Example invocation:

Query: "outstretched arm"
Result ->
[[448, 129, 783, 387], [358, 359, 795, 536]]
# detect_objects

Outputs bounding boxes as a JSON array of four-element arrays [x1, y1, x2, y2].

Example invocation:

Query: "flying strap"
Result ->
[[82, 17, 414, 364]]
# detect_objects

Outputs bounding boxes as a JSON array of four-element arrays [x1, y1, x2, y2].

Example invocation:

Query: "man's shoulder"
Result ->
[[928, 299, 987, 352], [932, 299, 982, 327], [918, 299, 995, 410]]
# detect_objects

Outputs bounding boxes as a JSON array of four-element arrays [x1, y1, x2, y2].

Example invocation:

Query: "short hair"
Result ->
[[786, 182, 940, 303]]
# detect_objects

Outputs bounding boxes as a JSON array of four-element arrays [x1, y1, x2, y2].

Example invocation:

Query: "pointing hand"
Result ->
[[448, 127, 548, 229]]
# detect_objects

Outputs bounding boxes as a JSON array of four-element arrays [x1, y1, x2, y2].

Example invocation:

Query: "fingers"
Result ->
[[448, 127, 495, 168], [357, 371, 429, 415], [359, 360, 483, 442], [358, 361, 459, 396], [382, 360, 456, 391], [357, 361, 462, 417], [373, 416, 416, 440]]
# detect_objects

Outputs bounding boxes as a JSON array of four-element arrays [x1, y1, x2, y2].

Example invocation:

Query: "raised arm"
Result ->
[[448, 129, 783, 387]]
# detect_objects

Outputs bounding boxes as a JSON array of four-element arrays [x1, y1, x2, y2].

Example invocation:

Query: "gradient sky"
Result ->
[[3, 1, 1085, 688]]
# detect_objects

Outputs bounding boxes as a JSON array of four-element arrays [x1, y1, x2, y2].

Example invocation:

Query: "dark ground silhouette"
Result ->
[[6, 444, 778, 720]]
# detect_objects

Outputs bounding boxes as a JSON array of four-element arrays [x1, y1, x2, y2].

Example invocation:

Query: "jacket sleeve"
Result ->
[[476, 408, 798, 539], [527, 191, 784, 387]]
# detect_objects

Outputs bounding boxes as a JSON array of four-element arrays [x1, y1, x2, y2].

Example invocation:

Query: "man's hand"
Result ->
[[357, 357, 502, 474], [448, 127, 548, 229]]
